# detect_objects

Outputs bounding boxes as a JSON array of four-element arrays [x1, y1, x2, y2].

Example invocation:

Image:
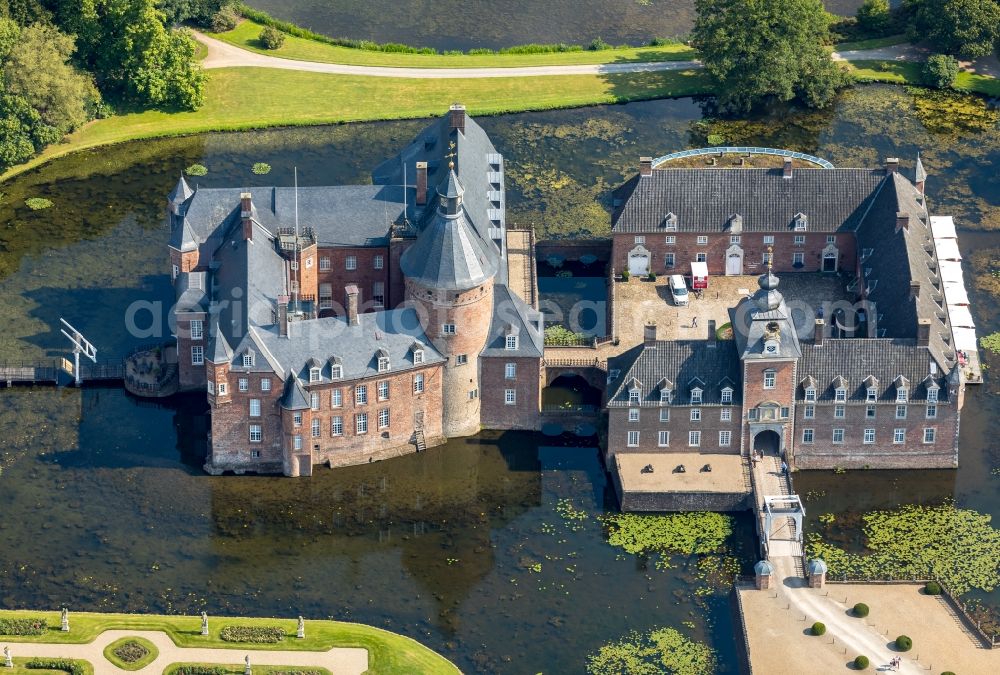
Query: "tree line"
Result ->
[[0, 0, 220, 170]]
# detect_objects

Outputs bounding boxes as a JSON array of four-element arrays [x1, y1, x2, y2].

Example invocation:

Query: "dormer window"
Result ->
[[629, 388, 641, 405], [896, 388, 908, 403], [805, 387, 816, 402], [414, 349, 424, 364], [729, 214, 743, 234], [505, 335, 518, 350], [660, 389, 672, 404], [664, 212, 678, 231], [866, 387, 878, 402], [721, 387, 733, 404], [793, 213, 808, 231], [242, 352, 254, 367], [835, 387, 846, 402], [376, 349, 390, 373], [690, 387, 703, 405], [331, 364, 343, 379], [309, 367, 321, 383], [927, 386, 939, 403]]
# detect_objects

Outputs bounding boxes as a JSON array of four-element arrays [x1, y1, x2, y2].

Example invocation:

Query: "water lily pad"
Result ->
[[185, 163, 208, 176], [25, 198, 53, 211]]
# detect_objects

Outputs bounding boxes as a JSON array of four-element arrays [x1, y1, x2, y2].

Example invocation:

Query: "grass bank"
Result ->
[[163, 665, 332, 675], [833, 34, 908, 51], [0, 66, 711, 181], [209, 19, 697, 67], [0, 610, 459, 675], [848, 60, 1000, 96]]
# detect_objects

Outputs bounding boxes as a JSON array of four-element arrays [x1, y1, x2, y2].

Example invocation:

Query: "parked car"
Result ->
[[668, 274, 689, 306]]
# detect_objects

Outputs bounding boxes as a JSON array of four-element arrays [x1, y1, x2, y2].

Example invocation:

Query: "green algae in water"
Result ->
[[586, 626, 716, 675], [252, 162, 272, 175], [24, 198, 53, 211], [602, 512, 733, 557], [185, 163, 208, 176]]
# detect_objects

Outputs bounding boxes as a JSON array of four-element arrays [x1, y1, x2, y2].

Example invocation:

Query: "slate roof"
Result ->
[[174, 271, 208, 312], [252, 307, 444, 383], [481, 284, 544, 358], [607, 340, 742, 406], [611, 168, 886, 233], [796, 339, 949, 402], [280, 375, 310, 410]]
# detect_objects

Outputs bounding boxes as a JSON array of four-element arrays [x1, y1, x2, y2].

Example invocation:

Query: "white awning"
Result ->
[[948, 304, 976, 328], [939, 260, 965, 284], [691, 261, 709, 278], [943, 281, 970, 305], [953, 326, 978, 351], [934, 238, 962, 261], [930, 216, 957, 239]]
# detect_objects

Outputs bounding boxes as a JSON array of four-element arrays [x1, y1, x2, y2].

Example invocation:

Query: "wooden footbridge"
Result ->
[[0, 359, 125, 387]]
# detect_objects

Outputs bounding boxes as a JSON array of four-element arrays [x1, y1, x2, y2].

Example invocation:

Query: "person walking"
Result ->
[[780, 460, 788, 475], [691, 316, 698, 329]]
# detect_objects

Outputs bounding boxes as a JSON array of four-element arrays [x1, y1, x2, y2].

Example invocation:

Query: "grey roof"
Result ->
[[280, 375, 309, 410], [481, 284, 544, 358], [754, 560, 775, 575], [608, 340, 742, 405], [731, 273, 803, 360], [253, 307, 444, 383], [808, 559, 828, 575], [174, 271, 208, 312], [207, 320, 233, 364], [796, 339, 948, 402], [915, 154, 927, 183], [612, 168, 886, 233], [169, 175, 194, 204]]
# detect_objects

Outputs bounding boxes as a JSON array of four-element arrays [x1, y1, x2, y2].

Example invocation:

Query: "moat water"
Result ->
[[1, 85, 999, 673], [243, 0, 865, 51]]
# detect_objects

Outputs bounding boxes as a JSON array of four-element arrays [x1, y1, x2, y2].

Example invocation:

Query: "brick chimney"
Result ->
[[917, 318, 931, 346], [240, 192, 253, 241], [643, 323, 657, 345], [896, 211, 910, 231], [886, 157, 899, 174], [639, 157, 653, 177], [814, 318, 825, 345], [278, 302, 288, 337], [449, 103, 466, 134], [782, 157, 793, 179], [415, 161, 428, 205], [910, 280, 921, 299], [345, 284, 360, 326]]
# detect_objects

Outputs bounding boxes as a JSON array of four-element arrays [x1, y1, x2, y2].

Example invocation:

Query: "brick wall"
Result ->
[[742, 359, 796, 454], [480, 356, 542, 430], [388, 239, 415, 309], [316, 246, 390, 315], [297, 243, 319, 299], [176, 313, 207, 390], [208, 370, 284, 473], [169, 247, 199, 276], [607, 405, 742, 456]]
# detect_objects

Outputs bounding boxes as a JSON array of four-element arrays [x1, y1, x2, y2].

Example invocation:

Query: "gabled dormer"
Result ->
[[375, 348, 390, 373], [663, 212, 678, 231], [800, 375, 817, 401], [863, 375, 879, 401], [307, 357, 322, 383], [505, 323, 520, 351], [832, 375, 848, 401], [410, 341, 425, 364], [688, 378, 704, 405], [894, 375, 910, 402], [329, 355, 343, 379], [240, 348, 256, 368], [657, 377, 673, 405], [793, 212, 808, 231], [728, 214, 743, 234], [627, 378, 643, 405]]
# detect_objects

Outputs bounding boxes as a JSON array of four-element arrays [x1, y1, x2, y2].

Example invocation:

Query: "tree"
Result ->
[[0, 16, 19, 59], [3, 23, 99, 132], [156, 0, 227, 25], [856, 0, 891, 34], [209, 5, 237, 32], [259, 25, 284, 50], [0, 84, 60, 169], [692, 0, 847, 113], [923, 53, 960, 87], [910, 0, 1000, 58]]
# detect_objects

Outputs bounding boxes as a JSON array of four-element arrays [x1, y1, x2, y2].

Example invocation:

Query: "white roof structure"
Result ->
[[939, 260, 965, 285], [949, 304, 976, 328], [691, 261, 709, 278], [954, 326, 978, 351], [943, 281, 970, 305], [934, 238, 962, 261], [930, 216, 957, 240]]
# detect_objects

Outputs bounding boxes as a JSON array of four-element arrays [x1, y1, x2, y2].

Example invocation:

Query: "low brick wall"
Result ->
[[794, 451, 957, 470]]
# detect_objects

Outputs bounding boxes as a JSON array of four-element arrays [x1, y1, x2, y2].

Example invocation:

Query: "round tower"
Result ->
[[400, 166, 498, 437]]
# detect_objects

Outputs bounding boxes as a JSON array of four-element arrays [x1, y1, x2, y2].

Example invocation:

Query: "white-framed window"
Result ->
[[798, 428, 812, 444], [896, 388, 908, 403], [377, 380, 389, 401], [413, 349, 424, 364], [762, 251, 772, 265], [372, 282, 385, 308], [627, 430, 640, 447], [290, 260, 298, 271], [190, 319, 204, 340], [309, 367, 321, 383], [312, 418, 321, 438], [894, 428, 906, 444], [374, 255, 384, 269], [863, 428, 875, 444], [261, 377, 271, 392], [804, 404, 815, 419], [191, 345, 204, 365], [927, 387, 939, 403], [331, 416, 343, 436], [355, 385, 367, 405], [378, 408, 390, 429], [345, 255, 357, 270], [721, 388, 733, 404], [719, 430, 731, 446], [629, 389, 641, 405], [805, 387, 816, 402], [413, 373, 425, 394], [659, 408, 670, 422], [763, 370, 776, 389], [634, 236, 645, 244], [505, 335, 518, 350], [730, 235, 741, 245], [763, 235, 775, 245], [320, 257, 331, 271], [216, 382, 227, 395], [377, 355, 390, 372], [310, 392, 320, 411], [469, 389, 479, 399], [832, 428, 845, 444], [835, 388, 846, 402], [293, 412, 302, 427], [834, 405, 845, 418], [866, 386, 878, 402], [696, 253, 707, 262], [238, 378, 248, 392], [720, 408, 731, 421], [207, 380, 215, 395], [659, 389, 671, 404], [923, 427, 936, 443], [697, 235, 708, 245], [250, 450, 261, 459], [628, 408, 640, 421], [665, 236, 676, 245], [356, 413, 368, 434], [505, 363, 516, 379], [826, 235, 836, 244], [456, 354, 468, 365], [331, 364, 343, 379], [249, 424, 262, 443], [926, 404, 937, 419], [249, 399, 261, 417], [664, 253, 675, 268], [794, 235, 805, 245], [866, 404, 876, 419], [895, 404, 907, 419], [331, 389, 342, 408], [293, 435, 302, 450], [781, 406, 790, 418], [690, 408, 701, 421], [689, 430, 701, 447], [505, 389, 516, 405], [793, 252, 804, 266], [442, 323, 456, 335], [658, 431, 669, 447], [172, 264, 179, 280], [691, 388, 703, 405]]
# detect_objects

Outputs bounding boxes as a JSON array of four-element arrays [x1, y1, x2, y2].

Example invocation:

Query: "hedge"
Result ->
[[925, 580, 942, 595], [853, 603, 869, 617], [854, 655, 869, 670], [219, 625, 286, 643], [895, 635, 912, 651], [0, 617, 48, 635], [811, 622, 826, 636], [171, 668, 229, 675], [25, 659, 86, 675]]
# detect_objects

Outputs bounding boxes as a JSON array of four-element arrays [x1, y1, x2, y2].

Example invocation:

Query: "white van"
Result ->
[[669, 274, 689, 306]]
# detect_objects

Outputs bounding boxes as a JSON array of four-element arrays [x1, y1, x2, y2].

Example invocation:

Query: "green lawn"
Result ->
[[0, 610, 458, 675], [208, 18, 697, 67], [848, 59, 1000, 96], [0, 65, 712, 181], [164, 664, 333, 675], [834, 34, 908, 52]]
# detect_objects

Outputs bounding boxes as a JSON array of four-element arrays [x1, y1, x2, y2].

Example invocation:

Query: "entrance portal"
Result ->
[[628, 245, 650, 276], [823, 252, 837, 272], [725, 245, 744, 275], [753, 429, 781, 457]]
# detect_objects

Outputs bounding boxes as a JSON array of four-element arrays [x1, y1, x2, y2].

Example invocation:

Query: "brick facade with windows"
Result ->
[[316, 246, 390, 316], [480, 356, 542, 430]]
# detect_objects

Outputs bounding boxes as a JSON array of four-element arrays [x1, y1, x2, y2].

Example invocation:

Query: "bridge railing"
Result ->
[[543, 357, 608, 371]]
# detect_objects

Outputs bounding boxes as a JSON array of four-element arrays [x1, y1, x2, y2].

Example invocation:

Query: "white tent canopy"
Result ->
[[948, 304, 976, 328], [953, 326, 978, 351], [939, 260, 965, 285], [943, 281, 970, 305], [690, 261, 708, 278], [934, 238, 962, 261], [930, 216, 957, 240]]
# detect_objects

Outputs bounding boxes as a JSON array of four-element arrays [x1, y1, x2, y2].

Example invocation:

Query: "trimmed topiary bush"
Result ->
[[854, 655, 869, 670], [219, 625, 285, 643], [259, 26, 285, 50], [811, 621, 826, 636], [925, 580, 942, 595], [0, 617, 47, 635], [895, 635, 912, 651], [647, 271, 657, 281], [25, 659, 86, 675], [621, 269, 631, 281], [940, 671, 956, 675], [853, 602, 870, 617], [923, 54, 959, 89]]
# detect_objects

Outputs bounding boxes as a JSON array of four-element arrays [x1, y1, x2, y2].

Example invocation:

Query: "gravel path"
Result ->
[[1, 630, 368, 675]]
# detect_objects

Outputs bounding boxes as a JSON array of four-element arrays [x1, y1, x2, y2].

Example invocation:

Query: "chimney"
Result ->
[[643, 323, 657, 345], [886, 157, 899, 174], [240, 192, 253, 241], [909, 280, 921, 299], [449, 103, 466, 134], [278, 302, 288, 337], [415, 161, 428, 205], [345, 284, 360, 326], [639, 157, 653, 177], [707, 319, 717, 348], [917, 318, 931, 347], [896, 211, 910, 230], [814, 318, 825, 345], [782, 157, 793, 179]]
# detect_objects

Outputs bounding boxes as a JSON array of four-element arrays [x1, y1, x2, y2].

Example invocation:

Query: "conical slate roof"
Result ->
[[169, 175, 194, 204], [400, 170, 498, 291], [915, 153, 927, 183]]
